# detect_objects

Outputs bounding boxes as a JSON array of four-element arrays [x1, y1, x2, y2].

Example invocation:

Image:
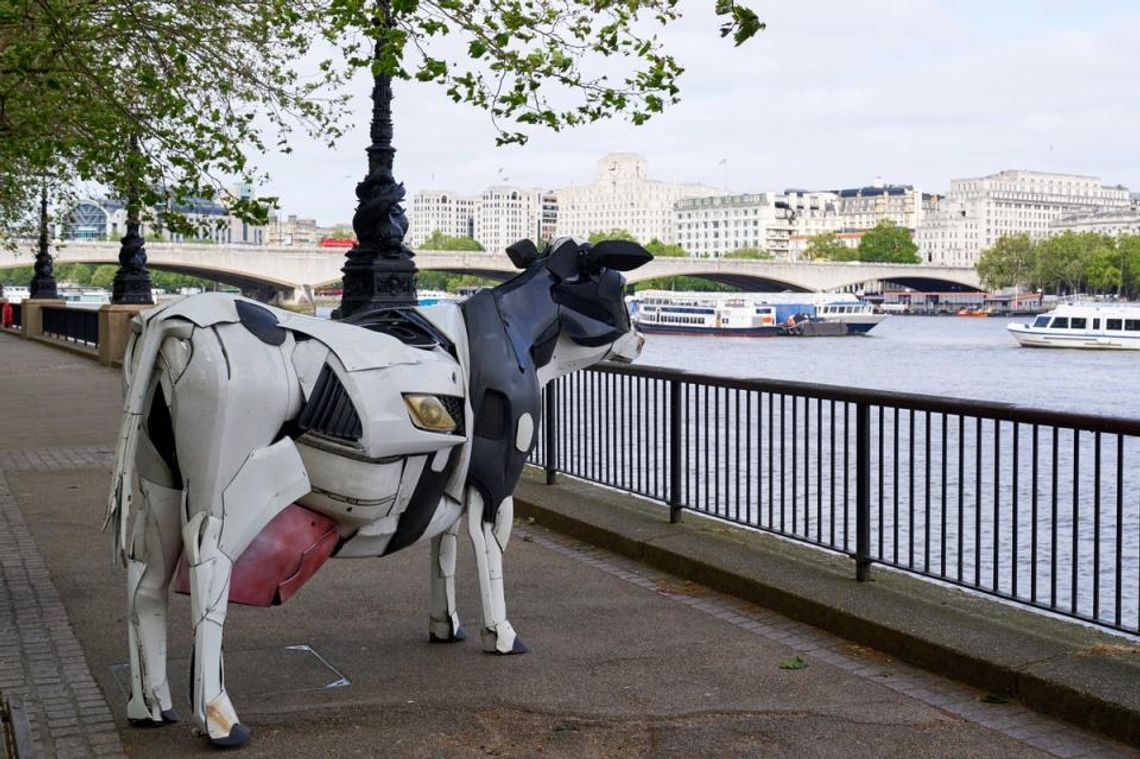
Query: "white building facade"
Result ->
[[918, 170, 1132, 266], [408, 191, 478, 247], [1049, 208, 1140, 237], [556, 153, 718, 244], [474, 186, 548, 256], [674, 193, 797, 259], [832, 184, 926, 231]]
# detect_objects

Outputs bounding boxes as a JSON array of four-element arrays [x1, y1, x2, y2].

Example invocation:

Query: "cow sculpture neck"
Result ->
[[105, 237, 651, 748]]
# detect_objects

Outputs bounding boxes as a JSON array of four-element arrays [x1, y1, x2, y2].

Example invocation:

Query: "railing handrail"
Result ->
[[593, 361, 1140, 437]]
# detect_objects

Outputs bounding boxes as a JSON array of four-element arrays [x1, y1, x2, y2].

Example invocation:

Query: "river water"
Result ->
[[636, 315, 1140, 418]]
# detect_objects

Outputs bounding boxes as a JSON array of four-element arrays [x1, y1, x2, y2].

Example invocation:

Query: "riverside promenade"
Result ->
[[0, 329, 1136, 758]]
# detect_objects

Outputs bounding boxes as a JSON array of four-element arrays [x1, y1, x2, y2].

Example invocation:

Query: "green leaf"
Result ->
[[779, 656, 809, 671]]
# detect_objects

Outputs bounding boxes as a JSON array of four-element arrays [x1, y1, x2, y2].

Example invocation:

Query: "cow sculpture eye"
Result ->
[[404, 394, 458, 433]]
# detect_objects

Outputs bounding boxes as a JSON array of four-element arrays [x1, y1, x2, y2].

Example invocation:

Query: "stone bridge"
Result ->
[[1, 240, 980, 300]]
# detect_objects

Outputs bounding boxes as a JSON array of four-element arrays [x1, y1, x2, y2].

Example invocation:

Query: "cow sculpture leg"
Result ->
[[167, 325, 308, 746], [125, 432, 183, 726], [429, 518, 466, 643], [466, 490, 527, 655]]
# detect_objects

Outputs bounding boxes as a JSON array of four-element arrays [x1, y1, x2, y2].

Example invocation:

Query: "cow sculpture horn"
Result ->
[[505, 239, 540, 269], [585, 239, 654, 272]]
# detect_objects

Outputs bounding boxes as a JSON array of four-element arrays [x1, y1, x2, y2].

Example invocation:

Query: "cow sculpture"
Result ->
[[104, 237, 651, 747]]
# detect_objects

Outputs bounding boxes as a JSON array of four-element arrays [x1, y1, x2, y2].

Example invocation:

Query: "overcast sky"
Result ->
[[260, 1, 1140, 225]]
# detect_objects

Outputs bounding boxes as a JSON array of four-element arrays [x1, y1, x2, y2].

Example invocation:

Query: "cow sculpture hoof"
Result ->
[[482, 628, 529, 655], [429, 625, 468, 644], [128, 708, 180, 728], [209, 723, 251, 749], [500, 637, 529, 655]]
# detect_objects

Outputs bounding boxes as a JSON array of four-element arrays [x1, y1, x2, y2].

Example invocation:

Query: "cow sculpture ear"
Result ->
[[505, 239, 540, 269], [585, 240, 654, 272]]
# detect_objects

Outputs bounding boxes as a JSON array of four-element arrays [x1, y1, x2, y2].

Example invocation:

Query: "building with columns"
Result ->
[[555, 153, 718, 244], [1049, 207, 1140, 237], [675, 193, 798, 259], [832, 184, 927, 231], [473, 186, 549, 256], [918, 170, 1132, 266], [408, 191, 478, 247]]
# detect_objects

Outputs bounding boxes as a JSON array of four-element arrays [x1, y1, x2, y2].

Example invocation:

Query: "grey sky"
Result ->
[[260, 1, 1140, 225]]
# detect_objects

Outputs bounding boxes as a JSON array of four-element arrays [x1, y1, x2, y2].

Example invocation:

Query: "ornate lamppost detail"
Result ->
[[111, 135, 154, 305], [29, 184, 58, 299], [334, 1, 417, 319]]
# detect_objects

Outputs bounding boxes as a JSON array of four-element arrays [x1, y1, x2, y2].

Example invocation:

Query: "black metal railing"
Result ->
[[41, 305, 99, 348], [533, 363, 1140, 636]]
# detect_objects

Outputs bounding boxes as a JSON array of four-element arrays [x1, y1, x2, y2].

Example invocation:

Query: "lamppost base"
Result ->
[[29, 277, 58, 300], [333, 249, 417, 319], [111, 272, 154, 306]]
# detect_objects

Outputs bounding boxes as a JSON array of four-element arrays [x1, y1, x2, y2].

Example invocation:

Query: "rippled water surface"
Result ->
[[637, 315, 1140, 418]]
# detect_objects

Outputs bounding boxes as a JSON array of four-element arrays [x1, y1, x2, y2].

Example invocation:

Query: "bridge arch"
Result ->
[[626, 270, 812, 292]]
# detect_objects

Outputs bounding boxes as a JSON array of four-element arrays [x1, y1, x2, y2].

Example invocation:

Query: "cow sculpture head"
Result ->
[[500, 236, 652, 385]]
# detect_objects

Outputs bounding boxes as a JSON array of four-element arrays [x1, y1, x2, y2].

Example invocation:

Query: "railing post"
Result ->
[[669, 379, 683, 523], [855, 401, 872, 581], [543, 381, 558, 485]]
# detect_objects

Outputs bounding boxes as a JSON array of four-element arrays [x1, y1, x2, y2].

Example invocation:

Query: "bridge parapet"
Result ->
[[1, 241, 981, 294]]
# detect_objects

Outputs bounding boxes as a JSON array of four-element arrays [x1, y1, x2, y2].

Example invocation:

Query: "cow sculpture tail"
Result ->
[[103, 307, 177, 566]]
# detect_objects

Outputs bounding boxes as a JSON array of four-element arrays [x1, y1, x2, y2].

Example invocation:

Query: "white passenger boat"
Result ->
[[1007, 303, 1140, 350], [813, 301, 888, 334], [629, 290, 884, 337], [630, 291, 779, 336]]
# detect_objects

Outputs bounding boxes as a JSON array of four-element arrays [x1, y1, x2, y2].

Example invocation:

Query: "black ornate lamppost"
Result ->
[[28, 182, 58, 299], [333, 0, 417, 319], [111, 135, 154, 305]]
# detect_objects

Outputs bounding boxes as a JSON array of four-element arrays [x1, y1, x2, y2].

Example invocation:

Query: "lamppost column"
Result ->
[[333, 0, 417, 319], [29, 183, 58, 299], [111, 135, 154, 305]]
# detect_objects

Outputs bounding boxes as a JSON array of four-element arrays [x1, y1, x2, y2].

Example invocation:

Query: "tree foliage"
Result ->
[[634, 276, 735, 292], [645, 238, 685, 257], [1, 0, 350, 237], [802, 232, 856, 261], [975, 233, 1035, 290], [420, 229, 484, 251], [724, 247, 771, 260], [976, 231, 1140, 297], [330, 1, 764, 146], [588, 228, 639, 244], [856, 220, 919, 263], [415, 269, 498, 292], [2, 1, 763, 244]]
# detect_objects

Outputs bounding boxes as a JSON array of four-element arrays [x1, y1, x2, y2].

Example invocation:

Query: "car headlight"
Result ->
[[403, 394, 458, 433]]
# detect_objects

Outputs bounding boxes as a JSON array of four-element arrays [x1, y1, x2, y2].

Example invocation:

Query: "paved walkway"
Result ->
[[0, 330, 1135, 758]]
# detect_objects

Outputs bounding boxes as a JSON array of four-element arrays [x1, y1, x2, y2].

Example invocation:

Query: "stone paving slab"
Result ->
[[0, 469, 125, 758]]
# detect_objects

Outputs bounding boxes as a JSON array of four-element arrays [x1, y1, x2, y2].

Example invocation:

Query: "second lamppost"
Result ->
[[334, 0, 418, 319], [111, 135, 154, 305], [28, 183, 58, 299]]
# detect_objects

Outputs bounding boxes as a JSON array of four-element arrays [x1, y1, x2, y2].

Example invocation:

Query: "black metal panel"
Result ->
[[41, 306, 99, 347], [298, 365, 363, 441]]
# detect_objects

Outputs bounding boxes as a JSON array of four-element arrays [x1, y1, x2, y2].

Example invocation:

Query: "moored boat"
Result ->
[[813, 301, 887, 334], [1007, 303, 1140, 350], [630, 290, 884, 337], [631, 291, 779, 336]]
